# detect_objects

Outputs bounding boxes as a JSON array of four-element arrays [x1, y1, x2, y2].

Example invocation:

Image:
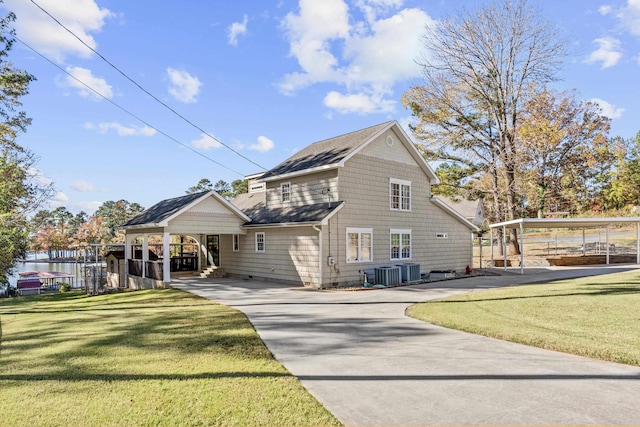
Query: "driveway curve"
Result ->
[[172, 266, 640, 426]]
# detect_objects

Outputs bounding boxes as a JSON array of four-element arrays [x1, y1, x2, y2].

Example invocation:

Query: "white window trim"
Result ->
[[390, 178, 411, 212], [255, 232, 265, 253], [281, 182, 291, 203], [346, 227, 373, 263], [390, 229, 412, 260], [233, 234, 240, 252]]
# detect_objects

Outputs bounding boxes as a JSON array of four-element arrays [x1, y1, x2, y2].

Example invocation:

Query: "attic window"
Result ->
[[386, 135, 394, 146]]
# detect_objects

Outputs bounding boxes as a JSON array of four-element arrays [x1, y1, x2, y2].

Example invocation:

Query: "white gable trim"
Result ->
[[160, 191, 251, 226], [431, 198, 480, 231], [339, 121, 439, 184], [258, 122, 439, 185]]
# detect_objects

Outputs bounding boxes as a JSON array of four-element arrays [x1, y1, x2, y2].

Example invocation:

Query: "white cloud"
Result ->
[[84, 122, 156, 136], [343, 8, 435, 85], [167, 68, 203, 103], [192, 133, 222, 150], [249, 136, 275, 152], [228, 14, 249, 46], [590, 98, 625, 119], [323, 91, 395, 114], [280, 0, 350, 93], [3, 0, 113, 63], [54, 192, 69, 202], [586, 37, 623, 68], [355, 0, 403, 23], [617, 0, 640, 37], [71, 180, 95, 192], [279, 0, 434, 115], [27, 167, 53, 187], [598, 5, 613, 15], [80, 201, 103, 213], [63, 66, 113, 99]]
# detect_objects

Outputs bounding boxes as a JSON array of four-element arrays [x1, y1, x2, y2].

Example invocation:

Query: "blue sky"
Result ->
[[2, 0, 639, 214]]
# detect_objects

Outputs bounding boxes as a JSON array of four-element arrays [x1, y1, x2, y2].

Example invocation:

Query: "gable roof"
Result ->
[[431, 198, 480, 231], [258, 121, 438, 183], [121, 191, 250, 229], [435, 196, 486, 225]]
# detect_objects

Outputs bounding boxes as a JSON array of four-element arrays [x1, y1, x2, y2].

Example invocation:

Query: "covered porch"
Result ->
[[120, 191, 251, 288]]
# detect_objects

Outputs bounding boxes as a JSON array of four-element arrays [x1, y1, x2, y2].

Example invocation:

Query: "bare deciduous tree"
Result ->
[[403, 0, 567, 253]]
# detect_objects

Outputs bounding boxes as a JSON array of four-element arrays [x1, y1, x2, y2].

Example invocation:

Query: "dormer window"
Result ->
[[281, 182, 291, 203]]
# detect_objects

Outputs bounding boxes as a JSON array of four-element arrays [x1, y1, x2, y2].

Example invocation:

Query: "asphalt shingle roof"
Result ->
[[241, 201, 344, 226], [259, 121, 393, 179], [122, 191, 208, 227]]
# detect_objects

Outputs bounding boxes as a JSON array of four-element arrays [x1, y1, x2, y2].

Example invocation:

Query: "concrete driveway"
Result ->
[[172, 266, 640, 426]]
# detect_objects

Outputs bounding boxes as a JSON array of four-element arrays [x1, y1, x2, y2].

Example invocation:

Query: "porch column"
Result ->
[[125, 232, 133, 287], [142, 233, 149, 278], [163, 232, 171, 283], [195, 234, 203, 272], [200, 234, 208, 271]]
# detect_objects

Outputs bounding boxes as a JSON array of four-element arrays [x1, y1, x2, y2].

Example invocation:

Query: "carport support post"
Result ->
[[637, 222, 640, 264], [163, 232, 171, 283], [606, 227, 610, 265], [490, 227, 494, 267], [519, 222, 524, 275], [502, 225, 507, 271]]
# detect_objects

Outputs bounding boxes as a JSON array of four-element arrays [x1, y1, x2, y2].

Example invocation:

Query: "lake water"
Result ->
[[7, 261, 102, 288]]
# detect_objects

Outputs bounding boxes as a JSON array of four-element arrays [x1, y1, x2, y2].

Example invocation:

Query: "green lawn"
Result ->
[[407, 270, 640, 366], [0, 289, 340, 427]]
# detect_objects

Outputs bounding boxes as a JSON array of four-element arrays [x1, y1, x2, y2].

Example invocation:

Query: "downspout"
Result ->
[[313, 224, 323, 288]]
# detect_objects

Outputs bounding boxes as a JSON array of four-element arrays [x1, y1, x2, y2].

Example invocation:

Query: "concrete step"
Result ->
[[198, 267, 227, 278]]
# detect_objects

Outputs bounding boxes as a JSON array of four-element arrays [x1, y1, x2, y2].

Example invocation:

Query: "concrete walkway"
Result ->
[[172, 266, 640, 426]]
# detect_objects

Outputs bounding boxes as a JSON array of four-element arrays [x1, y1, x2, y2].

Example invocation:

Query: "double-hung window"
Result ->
[[390, 229, 411, 260], [281, 182, 291, 203], [390, 178, 411, 211], [346, 228, 372, 263], [255, 232, 265, 253]]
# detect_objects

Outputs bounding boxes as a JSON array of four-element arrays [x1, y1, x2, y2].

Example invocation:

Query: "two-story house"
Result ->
[[121, 121, 478, 289]]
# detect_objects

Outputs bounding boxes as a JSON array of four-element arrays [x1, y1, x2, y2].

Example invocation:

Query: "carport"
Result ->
[[489, 217, 640, 274]]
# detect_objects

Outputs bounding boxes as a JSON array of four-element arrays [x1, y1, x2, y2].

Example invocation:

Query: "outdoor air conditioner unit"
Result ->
[[375, 266, 401, 286], [397, 263, 420, 282]]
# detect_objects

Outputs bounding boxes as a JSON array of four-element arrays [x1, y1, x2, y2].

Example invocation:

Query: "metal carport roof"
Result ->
[[488, 217, 640, 274]]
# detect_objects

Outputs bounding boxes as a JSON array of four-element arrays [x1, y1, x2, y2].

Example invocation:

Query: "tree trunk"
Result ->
[[537, 182, 546, 218], [505, 164, 521, 255]]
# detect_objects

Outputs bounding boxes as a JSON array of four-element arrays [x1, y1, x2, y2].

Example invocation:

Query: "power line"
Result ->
[[13, 34, 245, 176], [29, 0, 268, 173]]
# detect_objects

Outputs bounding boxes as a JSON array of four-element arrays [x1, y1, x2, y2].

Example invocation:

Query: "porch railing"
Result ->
[[128, 259, 143, 277], [128, 259, 164, 280], [170, 256, 198, 272], [146, 261, 164, 280]]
